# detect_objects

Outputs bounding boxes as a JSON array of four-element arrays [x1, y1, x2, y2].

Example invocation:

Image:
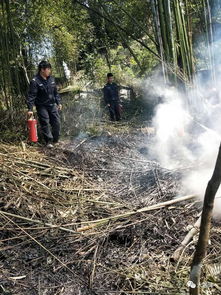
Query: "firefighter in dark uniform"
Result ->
[[103, 73, 122, 121], [27, 61, 62, 148]]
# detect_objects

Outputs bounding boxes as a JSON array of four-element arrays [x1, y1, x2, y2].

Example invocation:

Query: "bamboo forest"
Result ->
[[1, 1, 221, 295]]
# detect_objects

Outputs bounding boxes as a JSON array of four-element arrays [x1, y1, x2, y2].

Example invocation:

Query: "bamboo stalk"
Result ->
[[163, 0, 174, 61], [203, 0, 216, 84], [158, 0, 170, 62], [151, 0, 167, 81], [174, 0, 190, 81], [76, 194, 197, 231], [158, 0, 175, 82]]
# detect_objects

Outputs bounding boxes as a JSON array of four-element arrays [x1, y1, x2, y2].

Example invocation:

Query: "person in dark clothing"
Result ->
[[27, 61, 62, 148], [103, 73, 122, 121]]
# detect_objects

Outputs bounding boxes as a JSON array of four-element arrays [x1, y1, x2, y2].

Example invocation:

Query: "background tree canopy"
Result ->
[[0, 0, 220, 112]]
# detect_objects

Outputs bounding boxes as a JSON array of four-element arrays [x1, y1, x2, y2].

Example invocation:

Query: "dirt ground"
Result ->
[[1, 92, 221, 295]]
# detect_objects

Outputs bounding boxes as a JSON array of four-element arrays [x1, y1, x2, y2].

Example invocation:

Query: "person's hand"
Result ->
[[57, 104, 62, 111], [107, 104, 110, 107], [27, 111, 33, 117]]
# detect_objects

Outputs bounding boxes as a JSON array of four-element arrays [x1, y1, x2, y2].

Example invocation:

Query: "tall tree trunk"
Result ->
[[189, 144, 221, 295]]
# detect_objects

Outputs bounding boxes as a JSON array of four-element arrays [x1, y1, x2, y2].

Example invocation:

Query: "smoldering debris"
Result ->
[[1, 128, 220, 295]]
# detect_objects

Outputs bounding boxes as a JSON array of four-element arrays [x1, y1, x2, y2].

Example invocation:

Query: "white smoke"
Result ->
[[147, 73, 221, 216], [152, 86, 193, 169]]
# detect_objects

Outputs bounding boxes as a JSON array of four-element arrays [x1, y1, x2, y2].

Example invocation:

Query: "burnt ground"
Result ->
[[1, 91, 221, 295]]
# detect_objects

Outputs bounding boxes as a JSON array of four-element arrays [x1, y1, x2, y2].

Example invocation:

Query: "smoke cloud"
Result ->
[[147, 8, 221, 215], [147, 79, 221, 214]]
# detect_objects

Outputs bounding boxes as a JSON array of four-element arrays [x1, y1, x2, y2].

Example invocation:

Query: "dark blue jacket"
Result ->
[[103, 82, 119, 104], [27, 74, 61, 111]]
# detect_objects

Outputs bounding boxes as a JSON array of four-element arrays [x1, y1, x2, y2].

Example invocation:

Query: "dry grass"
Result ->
[[0, 140, 220, 295]]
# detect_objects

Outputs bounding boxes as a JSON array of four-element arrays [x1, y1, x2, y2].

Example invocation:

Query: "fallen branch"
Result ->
[[76, 194, 197, 231]]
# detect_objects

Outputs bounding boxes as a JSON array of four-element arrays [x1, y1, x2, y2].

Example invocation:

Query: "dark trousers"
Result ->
[[36, 104, 60, 143], [109, 101, 121, 121]]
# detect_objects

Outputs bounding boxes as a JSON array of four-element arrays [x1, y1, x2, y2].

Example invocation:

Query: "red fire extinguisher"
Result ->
[[27, 116, 38, 142]]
